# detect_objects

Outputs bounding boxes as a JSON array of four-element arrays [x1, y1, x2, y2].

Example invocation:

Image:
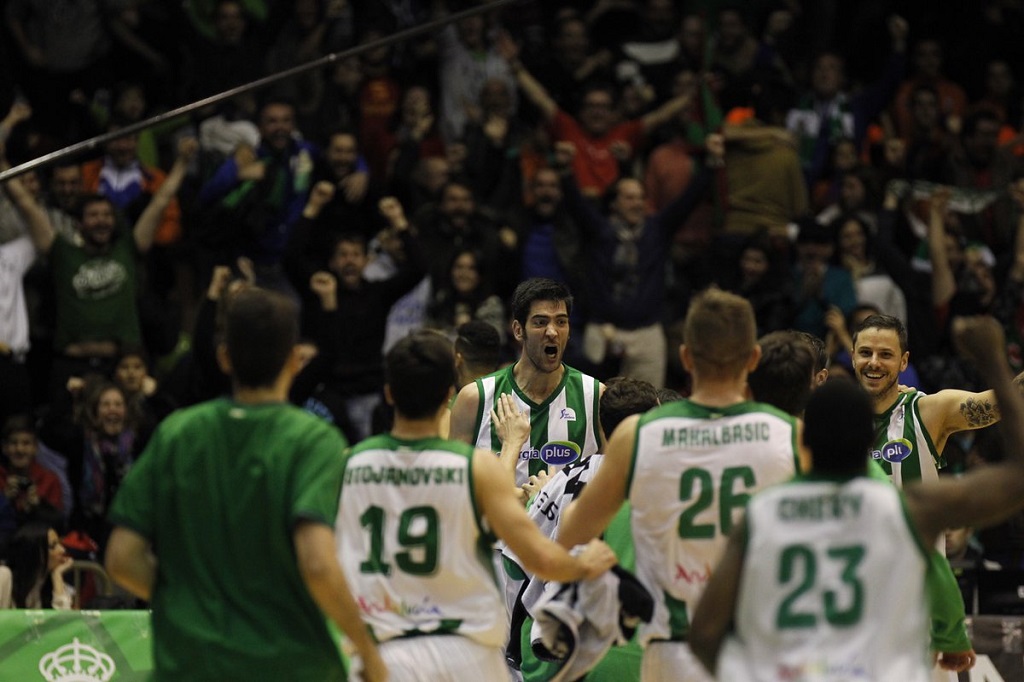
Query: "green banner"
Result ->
[[0, 610, 153, 681]]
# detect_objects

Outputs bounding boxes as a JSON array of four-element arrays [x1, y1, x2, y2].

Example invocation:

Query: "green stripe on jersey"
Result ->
[[474, 363, 600, 479]]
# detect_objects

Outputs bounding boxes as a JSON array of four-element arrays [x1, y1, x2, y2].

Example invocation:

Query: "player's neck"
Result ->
[[232, 385, 289, 404], [688, 378, 748, 408], [513, 361, 564, 403], [872, 387, 901, 415], [390, 410, 444, 440]]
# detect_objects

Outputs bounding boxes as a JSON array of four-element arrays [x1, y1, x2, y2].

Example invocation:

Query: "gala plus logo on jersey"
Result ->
[[519, 441, 581, 466], [559, 407, 577, 421], [540, 441, 580, 466], [518, 447, 541, 461], [871, 438, 913, 463]]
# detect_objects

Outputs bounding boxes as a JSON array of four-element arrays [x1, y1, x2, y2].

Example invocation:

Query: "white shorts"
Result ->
[[378, 635, 509, 682], [641, 641, 715, 682]]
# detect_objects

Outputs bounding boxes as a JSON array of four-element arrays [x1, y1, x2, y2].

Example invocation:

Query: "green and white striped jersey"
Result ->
[[719, 475, 930, 682], [870, 390, 942, 489], [335, 435, 505, 647], [470, 363, 602, 486], [627, 399, 800, 644]]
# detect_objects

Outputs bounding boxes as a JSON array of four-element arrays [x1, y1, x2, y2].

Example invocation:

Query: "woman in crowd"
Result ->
[[831, 212, 908, 324], [0, 522, 73, 609], [42, 379, 143, 555], [720, 230, 792, 337], [426, 247, 507, 346]]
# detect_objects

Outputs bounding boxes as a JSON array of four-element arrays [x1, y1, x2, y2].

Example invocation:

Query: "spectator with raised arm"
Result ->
[[312, 196, 425, 441], [557, 135, 723, 387], [283, 131, 377, 293], [198, 98, 316, 294], [80, 117, 183, 248], [6, 136, 197, 413], [498, 30, 693, 196], [435, 3, 518, 143]]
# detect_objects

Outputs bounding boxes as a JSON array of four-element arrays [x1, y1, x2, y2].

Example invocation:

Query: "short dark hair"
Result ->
[[325, 127, 358, 147], [331, 231, 368, 253], [797, 331, 829, 374], [2, 414, 36, 442], [748, 331, 815, 416], [75, 194, 115, 221], [455, 321, 501, 373], [803, 379, 872, 474], [386, 330, 456, 419], [9, 522, 54, 607], [576, 81, 618, 111], [258, 95, 296, 117], [657, 387, 684, 404], [115, 343, 149, 368], [852, 314, 908, 354], [510, 278, 573, 326], [602, 176, 641, 214], [600, 377, 659, 437], [830, 212, 874, 249], [224, 287, 299, 388]]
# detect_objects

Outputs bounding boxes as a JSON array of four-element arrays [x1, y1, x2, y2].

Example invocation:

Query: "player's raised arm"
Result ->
[[907, 317, 1024, 545]]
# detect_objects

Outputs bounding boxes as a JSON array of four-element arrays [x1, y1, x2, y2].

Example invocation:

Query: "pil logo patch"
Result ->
[[539, 441, 581, 466], [872, 438, 913, 463]]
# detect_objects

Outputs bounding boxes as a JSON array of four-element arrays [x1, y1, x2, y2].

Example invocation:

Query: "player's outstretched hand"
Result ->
[[576, 539, 617, 581], [492, 393, 529, 449]]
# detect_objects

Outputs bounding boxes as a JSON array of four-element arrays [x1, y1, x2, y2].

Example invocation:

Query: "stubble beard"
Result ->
[[858, 369, 899, 408]]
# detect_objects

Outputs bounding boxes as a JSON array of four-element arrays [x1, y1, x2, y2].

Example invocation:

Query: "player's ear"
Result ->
[[512, 319, 523, 342], [216, 342, 232, 374], [287, 345, 303, 372], [679, 344, 694, 372], [383, 384, 395, 406], [747, 344, 762, 372]]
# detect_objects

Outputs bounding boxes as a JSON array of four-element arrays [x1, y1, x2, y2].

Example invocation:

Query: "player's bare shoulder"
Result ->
[[449, 383, 483, 443], [918, 387, 999, 435]]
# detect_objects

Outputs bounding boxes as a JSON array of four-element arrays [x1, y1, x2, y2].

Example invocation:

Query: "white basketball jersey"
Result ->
[[335, 435, 505, 647], [471, 364, 601, 486], [719, 476, 931, 682], [628, 400, 799, 644]]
